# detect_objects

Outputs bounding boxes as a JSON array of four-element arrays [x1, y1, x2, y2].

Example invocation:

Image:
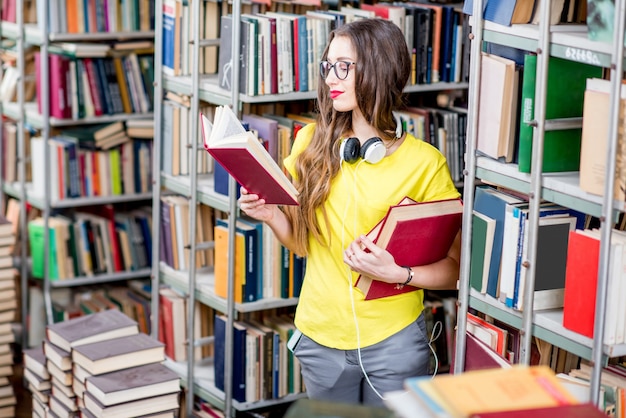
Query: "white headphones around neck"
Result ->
[[339, 112, 404, 165]]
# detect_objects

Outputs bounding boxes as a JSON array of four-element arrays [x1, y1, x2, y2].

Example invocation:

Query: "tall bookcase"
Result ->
[[0, 0, 155, 349], [151, 1, 471, 417], [455, 0, 626, 407]]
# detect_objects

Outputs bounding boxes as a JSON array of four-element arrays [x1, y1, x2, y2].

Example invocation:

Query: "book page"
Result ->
[[208, 106, 247, 145]]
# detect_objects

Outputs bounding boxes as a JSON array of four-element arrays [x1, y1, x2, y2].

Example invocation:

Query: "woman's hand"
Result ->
[[343, 234, 406, 285], [238, 187, 277, 223]]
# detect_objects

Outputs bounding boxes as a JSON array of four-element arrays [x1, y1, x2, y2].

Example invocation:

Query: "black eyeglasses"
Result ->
[[320, 60, 356, 80]]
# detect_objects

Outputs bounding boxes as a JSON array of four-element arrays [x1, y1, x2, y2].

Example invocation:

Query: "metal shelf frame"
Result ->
[[455, 0, 626, 408]]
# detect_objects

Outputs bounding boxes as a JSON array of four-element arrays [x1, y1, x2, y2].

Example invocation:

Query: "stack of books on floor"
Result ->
[[23, 346, 51, 416], [0, 215, 17, 417], [26, 308, 182, 417]]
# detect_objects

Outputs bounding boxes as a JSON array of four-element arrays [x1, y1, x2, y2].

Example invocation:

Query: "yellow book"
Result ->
[[213, 224, 245, 303], [426, 365, 579, 417]]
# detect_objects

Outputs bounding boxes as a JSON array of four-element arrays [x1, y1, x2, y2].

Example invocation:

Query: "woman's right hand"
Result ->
[[238, 187, 276, 223]]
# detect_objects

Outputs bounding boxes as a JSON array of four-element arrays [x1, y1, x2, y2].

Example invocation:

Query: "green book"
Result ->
[[469, 211, 495, 293], [109, 148, 122, 195], [28, 218, 59, 281], [517, 54, 603, 173]]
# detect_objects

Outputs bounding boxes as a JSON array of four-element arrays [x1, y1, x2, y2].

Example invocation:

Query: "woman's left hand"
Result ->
[[343, 234, 405, 285]]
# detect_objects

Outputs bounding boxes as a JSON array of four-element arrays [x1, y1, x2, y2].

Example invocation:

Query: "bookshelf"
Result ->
[[151, 1, 471, 417], [0, 0, 156, 351], [455, 0, 626, 408]]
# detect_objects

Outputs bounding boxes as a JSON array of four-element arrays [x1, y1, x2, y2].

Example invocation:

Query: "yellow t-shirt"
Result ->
[[283, 123, 460, 349]]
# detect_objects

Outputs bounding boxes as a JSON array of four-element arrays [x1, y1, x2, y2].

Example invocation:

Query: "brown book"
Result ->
[[85, 362, 180, 407], [72, 333, 165, 376], [46, 309, 139, 352], [579, 78, 626, 201]]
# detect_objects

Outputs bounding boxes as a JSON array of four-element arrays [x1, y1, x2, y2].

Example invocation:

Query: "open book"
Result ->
[[201, 106, 299, 205], [355, 197, 463, 300]]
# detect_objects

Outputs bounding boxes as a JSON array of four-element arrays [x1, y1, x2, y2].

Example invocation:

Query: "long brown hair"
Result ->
[[285, 18, 411, 256]]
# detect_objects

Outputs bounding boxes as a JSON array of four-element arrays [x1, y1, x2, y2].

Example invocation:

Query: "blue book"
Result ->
[[214, 315, 247, 402], [511, 204, 583, 310], [463, 0, 516, 26], [473, 186, 525, 298], [53, 136, 81, 198], [236, 216, 265, 301], [161, 0, 177, 75]]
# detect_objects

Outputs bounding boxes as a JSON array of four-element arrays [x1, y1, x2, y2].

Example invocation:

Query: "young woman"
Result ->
[[238, 18, 461, 407]]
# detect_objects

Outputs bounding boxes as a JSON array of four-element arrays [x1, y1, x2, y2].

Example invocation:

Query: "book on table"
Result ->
[[355, 197, 463, 300], [201, 105, 299, 206]]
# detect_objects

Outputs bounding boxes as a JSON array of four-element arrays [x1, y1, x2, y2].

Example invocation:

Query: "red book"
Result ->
[[158, 290, 175, 359], [83, 58, 104, 116], [201, 107, 299, 206], [468, 403, 607, 418], [562, 229, 600, 338], [450, 332, 510, 373], [355, 197, 463, 300]]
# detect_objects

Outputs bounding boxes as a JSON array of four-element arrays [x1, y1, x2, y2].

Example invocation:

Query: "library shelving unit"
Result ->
[[151, 1, 471, 417], [0, 1, 155, 348], [454, 0, 626, 406]]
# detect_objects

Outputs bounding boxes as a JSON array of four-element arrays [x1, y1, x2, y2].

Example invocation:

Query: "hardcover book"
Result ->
[[46, 309, 139, 352], [201, 106, 299, 205], [83, 390, 179, 417], [355, 197, 463, 300], [71, 333, 165, 375], [85, 362, 180, 406]]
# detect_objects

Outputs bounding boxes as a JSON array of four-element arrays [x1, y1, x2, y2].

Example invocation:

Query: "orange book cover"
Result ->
[[355, 197, 462, 300]]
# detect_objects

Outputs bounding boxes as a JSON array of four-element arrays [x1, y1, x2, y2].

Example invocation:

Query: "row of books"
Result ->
[[30, 134, 153, 202], [214, 313, 305, 403], [215, 3, 469, 97], [463, 0, 587, 27], [0, 217, 18, 417], [1, 121, 34, 184], [475, 51, 603, 175], [469, 184, 626, 346], [24, 309, 181, 417], [158, 287, 215, 362], [159, 196, 216, 272], [34, 0, 155, 34], [162, 0, 220, 77], [27, 207, 152, 280], [214, 215, 305, 303], [35, 51, 154, 120], [469, 186, 585, 309], [161, 93, 214, 177]]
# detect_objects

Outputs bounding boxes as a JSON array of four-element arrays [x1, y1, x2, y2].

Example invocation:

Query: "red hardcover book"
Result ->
[[355, 197, 462, 300], [158, 290, 175, 359], [562, 229, 600, 338], [201, 107, 299, 206], [37, 53, 72, 119], [469, 403, 607, 418], [83, 58, 105, 116], [450, 331, 510, 373]]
